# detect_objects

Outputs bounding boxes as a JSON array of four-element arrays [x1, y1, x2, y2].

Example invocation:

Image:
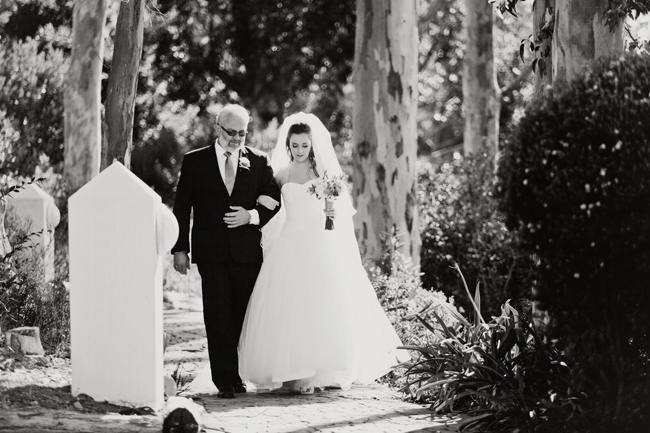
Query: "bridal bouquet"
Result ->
[[307, 172, 348, 230]]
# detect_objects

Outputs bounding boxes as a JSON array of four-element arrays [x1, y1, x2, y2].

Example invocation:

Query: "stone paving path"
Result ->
[[0, 292, 460, 432], [190, 386, 460, 433]]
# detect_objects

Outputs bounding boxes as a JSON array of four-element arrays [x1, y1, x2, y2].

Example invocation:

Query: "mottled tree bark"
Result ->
[[462, 0, 500, 156], [533, 0, 554, 95], [552, 0, 624, 85], [102, 0, 145, 170], [0, 198, 11, 258], [64, 0, 107, 194], [352, 0, 419, 267]]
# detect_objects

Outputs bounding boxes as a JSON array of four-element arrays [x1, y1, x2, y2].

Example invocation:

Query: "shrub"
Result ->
[[0, 37, 67, 177], [418, 154, 537, 317], [369, 237, 459, 389], [498, 53, 650, 429], [402, 266, 576, 433], [370, 239, 459, 347]]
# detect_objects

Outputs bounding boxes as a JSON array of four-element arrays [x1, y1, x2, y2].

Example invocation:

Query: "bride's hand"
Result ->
[[257, 195, 279, 210], [324, 198, 335, 218]]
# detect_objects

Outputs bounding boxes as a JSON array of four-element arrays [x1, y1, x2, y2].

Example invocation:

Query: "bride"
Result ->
[[238, 112, 407, 393], [188, 112, 406, 394]]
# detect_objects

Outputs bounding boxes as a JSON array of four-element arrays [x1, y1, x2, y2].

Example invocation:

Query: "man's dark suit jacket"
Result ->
[[171, 145, 281, 264]]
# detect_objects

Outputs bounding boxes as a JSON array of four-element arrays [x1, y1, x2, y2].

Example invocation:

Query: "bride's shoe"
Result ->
[[268, 381, 297, 394]]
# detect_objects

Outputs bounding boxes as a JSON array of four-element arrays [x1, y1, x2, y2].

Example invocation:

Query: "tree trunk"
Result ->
[[533, 0, 554, 95], [102, 0, 145, 170], [352, 0, 419, 267], [64, 0, 107, 194], [552, 0, 624, 85], [462, 0, 500, 156]]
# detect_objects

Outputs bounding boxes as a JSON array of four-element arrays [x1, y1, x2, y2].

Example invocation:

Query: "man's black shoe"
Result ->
[[217, 386, 235, 399], [234, 383, 247, 394]]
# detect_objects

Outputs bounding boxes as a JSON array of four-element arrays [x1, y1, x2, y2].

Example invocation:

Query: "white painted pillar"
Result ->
[[68, 161, 178, 410]]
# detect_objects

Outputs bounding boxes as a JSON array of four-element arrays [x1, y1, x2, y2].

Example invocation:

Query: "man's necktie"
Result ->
[[224, 151, 235, 195]]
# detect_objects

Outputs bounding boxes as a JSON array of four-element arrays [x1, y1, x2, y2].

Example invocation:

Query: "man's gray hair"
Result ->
[[217, 104, 250, 124]]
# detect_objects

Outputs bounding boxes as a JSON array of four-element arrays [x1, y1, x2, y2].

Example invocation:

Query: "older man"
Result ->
[[171, 104, 281, 398]]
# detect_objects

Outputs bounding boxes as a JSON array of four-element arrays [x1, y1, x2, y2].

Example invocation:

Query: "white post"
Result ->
[[68, 161, 178, 410], [6, 184, 60, 282]]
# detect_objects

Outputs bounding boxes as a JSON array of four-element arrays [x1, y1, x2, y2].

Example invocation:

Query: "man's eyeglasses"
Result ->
[[219, 124, 247, 137]]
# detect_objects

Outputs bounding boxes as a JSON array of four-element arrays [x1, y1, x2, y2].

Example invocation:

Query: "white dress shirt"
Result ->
[[214, 143, 259, 225]]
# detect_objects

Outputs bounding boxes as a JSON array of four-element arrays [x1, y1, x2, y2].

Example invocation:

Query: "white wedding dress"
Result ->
[[236, 179, 407, 390]]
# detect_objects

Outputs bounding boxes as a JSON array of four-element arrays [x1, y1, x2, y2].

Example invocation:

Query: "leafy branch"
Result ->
[[0, 177, 46, 201], [492, 0, 650, 25], [519, 11, 554, 76]]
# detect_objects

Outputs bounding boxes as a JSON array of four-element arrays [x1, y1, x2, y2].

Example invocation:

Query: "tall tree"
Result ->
[[352, 0, 420, 266], [102, 0, 145, 170], [552, 0, 624, 84], [64, 0, 107, 194], [462, 0, 500, 155]]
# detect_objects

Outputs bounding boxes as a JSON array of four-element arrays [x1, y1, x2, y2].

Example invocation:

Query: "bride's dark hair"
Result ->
[[286, 123, 318, 176]]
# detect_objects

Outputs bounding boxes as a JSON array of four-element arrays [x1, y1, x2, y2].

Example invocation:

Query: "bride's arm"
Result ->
[[256, 167, 286, 211], [256, 195, 279, 210]]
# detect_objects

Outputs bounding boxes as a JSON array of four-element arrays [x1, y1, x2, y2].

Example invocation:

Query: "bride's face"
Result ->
[[289, 133, 312, 163]]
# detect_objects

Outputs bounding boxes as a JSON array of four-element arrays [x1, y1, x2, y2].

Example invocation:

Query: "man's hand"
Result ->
[[173, 252, 190, 275], [224, 206, 251, 228]]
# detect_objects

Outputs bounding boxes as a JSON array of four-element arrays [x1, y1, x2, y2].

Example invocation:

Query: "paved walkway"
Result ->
[[0, 292, 459, 432], [190, 386, 460, 433], [164, 293, 459, 433]]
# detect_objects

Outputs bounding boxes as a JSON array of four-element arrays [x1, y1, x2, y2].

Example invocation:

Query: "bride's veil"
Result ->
[[261, 112, 355, 256], [271, 112, 344, 177]]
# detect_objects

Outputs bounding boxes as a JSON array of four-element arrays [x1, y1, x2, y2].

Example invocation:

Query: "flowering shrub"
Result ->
[[498, 53, 650, 429], [418, 154, 537, 317]]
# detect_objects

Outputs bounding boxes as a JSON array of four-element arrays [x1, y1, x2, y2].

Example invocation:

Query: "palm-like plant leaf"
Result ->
[[401, 265, 574, 431]]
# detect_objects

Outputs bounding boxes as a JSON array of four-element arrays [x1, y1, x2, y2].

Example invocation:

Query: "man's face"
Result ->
[[218, 113, 248, 151]]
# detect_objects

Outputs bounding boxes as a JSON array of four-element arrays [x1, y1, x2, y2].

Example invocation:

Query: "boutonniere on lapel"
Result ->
[[238, 156, 251, 171]]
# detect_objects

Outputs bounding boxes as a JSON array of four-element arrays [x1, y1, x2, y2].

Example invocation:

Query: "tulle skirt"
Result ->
[[238, 220, 407, 390]]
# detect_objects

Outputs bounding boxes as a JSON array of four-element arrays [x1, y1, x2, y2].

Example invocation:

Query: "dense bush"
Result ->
[[498, 53, 650, 429], [418, 154, 537, 317], [0, 37, 67, 177]]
